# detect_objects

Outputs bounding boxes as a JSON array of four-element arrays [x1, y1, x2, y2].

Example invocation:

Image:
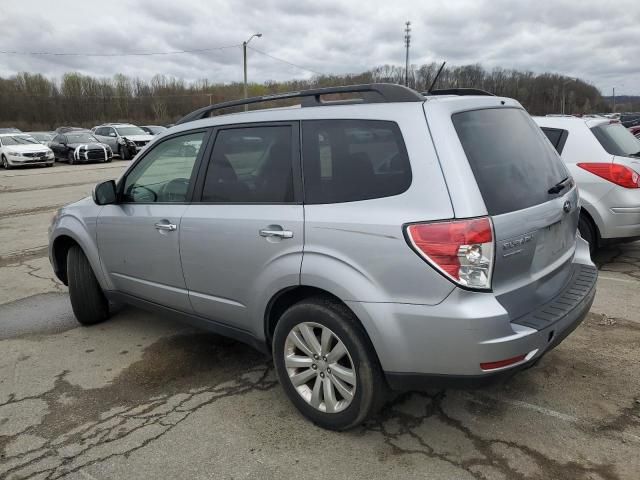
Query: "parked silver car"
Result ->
[[535, 116, 640, 253], [49, 84, 597, 430], [92, 123, 154, 160]]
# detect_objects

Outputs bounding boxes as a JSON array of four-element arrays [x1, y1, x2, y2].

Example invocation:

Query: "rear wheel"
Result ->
[[67, 245, 109, 325], [578, 213, 597, 256], [273, 297, 387, 430]]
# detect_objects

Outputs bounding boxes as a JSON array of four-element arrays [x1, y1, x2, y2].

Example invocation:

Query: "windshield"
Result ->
[[67, 133, 99, 143], [591, 123, 640, 157], [452, 108, 569, 216], [147, 126, 167, 134], [29, 132, 53, 141], [116, 126, 146, 136], [1, 135, 39, 145]]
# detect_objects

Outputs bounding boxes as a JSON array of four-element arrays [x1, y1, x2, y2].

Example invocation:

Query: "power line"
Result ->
[[247, 46, 323, 76], [0, 44, 241, 57]]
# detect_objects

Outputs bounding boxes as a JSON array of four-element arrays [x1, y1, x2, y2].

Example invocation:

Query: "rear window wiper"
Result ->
[[548, 176, 570, 195]]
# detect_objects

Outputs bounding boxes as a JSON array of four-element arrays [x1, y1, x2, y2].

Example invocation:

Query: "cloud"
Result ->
[[0, 0, 637, 94]]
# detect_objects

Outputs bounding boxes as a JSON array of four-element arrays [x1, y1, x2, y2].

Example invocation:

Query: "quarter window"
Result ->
[[302, 120, 412, 204], [200, 126, 294, 203], [122, 132, 205, 203], [540, 127, 569, 154]]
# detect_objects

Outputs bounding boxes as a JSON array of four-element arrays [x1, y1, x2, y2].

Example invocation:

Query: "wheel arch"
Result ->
[[264, 286, 384, 372], [50, 219, 112, 290]]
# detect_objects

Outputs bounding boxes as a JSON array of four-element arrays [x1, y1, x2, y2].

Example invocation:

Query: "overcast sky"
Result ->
[[0, 0, 638, 95]]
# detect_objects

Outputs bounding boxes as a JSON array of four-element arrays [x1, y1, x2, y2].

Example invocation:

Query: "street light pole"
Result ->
[[404, 21, 411, 87], [243, 33, 262, 111], [561, 78, 576, 115]]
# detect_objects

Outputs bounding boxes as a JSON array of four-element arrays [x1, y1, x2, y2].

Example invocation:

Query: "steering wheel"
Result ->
[[128, 184, 157, 202], [159, 178, 190, 202]]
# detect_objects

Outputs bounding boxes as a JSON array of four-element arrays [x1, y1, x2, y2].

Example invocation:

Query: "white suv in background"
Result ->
[[535, 116, 640, 253]]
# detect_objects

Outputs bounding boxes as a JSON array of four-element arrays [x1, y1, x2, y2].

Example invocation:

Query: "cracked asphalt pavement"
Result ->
[[1, 163, 639, 479]]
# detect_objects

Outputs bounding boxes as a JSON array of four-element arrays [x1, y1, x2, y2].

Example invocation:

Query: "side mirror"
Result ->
[[93, 180, 117, 205], [109, 132, 117, 137]]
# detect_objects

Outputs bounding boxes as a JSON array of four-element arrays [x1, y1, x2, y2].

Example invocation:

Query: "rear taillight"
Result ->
[[405, 217, 494, 290], [577, 163, 640, 188]]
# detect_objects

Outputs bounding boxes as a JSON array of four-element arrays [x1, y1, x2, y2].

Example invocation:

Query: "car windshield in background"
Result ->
[[1, 135, 39, 145], [591, 123, 640, 157], [147, 126, 167, 134], [452, 108, 568, 216], [67, 133, 99, 143], [116, 126, 146, 136], [30, 132, 54, 142]]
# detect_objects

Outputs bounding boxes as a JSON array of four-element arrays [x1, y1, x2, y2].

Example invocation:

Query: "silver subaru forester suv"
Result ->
[[49, 84, 597, 430]]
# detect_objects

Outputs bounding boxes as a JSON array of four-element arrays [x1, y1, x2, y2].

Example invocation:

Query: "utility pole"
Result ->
[[561, 78, 576, 115], [612, 87, 616, 113], [404, 21, 411, 87], [243, 33, 262, 111]]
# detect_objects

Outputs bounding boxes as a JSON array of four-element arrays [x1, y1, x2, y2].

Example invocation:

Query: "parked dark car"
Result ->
[[55, 126, 86, 134], [628, 125, 640, 139], [140, 125, 167, 135], [49, 131, 113, 164], [620, 114, 640, 128]]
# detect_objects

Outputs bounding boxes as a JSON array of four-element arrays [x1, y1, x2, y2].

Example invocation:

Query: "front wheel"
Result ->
[[273, 298, 387, 430], [1, 155, 11, 169], [67, 151, 75, 165], [67, 245, 109, 325], [119, 145, 131, 160]]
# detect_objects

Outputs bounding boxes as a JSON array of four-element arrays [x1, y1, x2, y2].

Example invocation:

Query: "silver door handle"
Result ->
[[259, 229, 293, 239], [155, 222, 177, 231]]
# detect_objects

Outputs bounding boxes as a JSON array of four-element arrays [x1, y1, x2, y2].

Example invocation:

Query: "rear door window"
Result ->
[[302, 120, 411, 204], [452, 108, 568, 216], [591, 123, 640, 157], [200, 125, 295, 203]]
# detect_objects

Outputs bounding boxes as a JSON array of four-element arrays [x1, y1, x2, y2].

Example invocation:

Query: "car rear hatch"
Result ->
[[450, 106, 581, 322]]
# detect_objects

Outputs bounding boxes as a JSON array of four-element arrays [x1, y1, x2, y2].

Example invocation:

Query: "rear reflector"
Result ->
[[577, 163, 640, 188], [480, 354, 527, 371], [405, 217, 494, 290]]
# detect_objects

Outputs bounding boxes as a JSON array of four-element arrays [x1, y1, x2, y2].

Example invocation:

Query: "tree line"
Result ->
[[0, 63, 609, 130]]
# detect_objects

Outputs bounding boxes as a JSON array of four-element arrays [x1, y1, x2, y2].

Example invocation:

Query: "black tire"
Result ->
[[67, 151, 75, 165], [578, 213, 597, 256], [273, 297, 387, 430], [67, 245, 109, 325], [119, 145, 130, 160], [2, 155, 11, 169]]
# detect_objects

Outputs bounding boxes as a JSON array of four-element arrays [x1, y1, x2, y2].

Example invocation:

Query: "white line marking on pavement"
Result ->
[[467, 392, 578, 422], [465, 392, 640, 443], [598, 275, 639, 284]]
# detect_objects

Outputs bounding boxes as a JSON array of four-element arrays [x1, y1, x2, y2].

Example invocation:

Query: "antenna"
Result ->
[[427, 61, 446, 93], [404, 21, 411, 87]]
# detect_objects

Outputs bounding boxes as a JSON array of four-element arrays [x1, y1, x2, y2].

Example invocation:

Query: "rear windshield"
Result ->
[[452, 108, 568, 216], [591, 123, 640, 157]]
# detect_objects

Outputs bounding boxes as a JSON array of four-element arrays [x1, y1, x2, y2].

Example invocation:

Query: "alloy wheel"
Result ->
[[284, 322, 356, 413]]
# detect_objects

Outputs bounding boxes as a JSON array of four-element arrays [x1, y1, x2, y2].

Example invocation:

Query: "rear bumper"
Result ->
[[346, 238, 597, 390]]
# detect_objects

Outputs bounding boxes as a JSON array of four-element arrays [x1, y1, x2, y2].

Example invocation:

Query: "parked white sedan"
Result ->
[[0, 133, 55, 168]]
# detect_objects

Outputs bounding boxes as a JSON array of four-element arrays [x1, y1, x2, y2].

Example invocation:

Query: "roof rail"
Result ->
[[176, 83, 424, 125], [424, 88, 495, 97]]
